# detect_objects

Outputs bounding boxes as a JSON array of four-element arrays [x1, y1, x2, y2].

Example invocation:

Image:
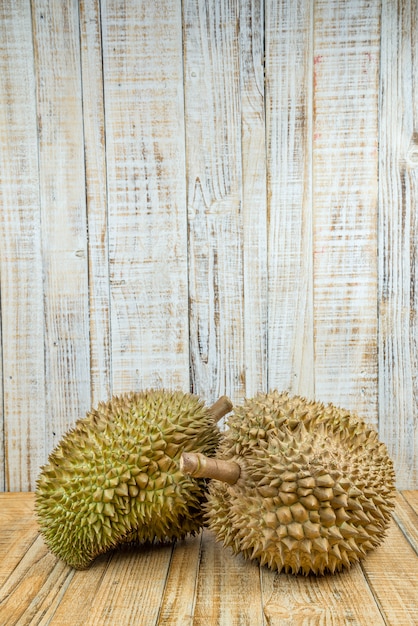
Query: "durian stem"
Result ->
[[208, 396, 233, 423], [180, 452, 241, 485]]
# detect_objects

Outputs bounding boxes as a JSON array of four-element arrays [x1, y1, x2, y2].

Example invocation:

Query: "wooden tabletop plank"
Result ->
[[392, 491, 418, 552], [157, 534, 203, 625], [81, 544, 174, 626], [403, 489, 418, 516], [0, 494, 38, 586], [261, 563, 385, 625], [0, 535, 72, 626], [361, 517, 418, 625], [193, 529, 264, 626], [35, 553, 111, 626]]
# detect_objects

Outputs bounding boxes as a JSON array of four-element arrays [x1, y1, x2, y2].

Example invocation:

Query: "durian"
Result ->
[[35, 389, 232, 569], [181, 391, 396, 575]]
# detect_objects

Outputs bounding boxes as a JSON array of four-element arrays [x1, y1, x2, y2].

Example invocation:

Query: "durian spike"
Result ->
[[207, 396, 233, 422], [181, 451, 241, 485]]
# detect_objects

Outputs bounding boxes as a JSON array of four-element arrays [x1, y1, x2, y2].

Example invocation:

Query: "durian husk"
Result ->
[[35, 389, 232, 569], [196, 391, 396, 575]]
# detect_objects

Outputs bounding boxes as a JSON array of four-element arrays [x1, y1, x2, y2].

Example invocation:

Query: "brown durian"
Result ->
[[181, 391, 396, 575], [35, 389, 232, 569]]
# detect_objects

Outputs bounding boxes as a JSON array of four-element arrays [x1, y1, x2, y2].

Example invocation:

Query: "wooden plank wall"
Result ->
[[0, 0, 416, 491]]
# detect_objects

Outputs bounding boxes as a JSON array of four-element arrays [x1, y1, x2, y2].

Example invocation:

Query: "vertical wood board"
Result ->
[[265, 0, 315, 397], [79, 0, 112, 405], [184, 0, 245, 406], [378, 0, 418, 488], [101, 0, 189, 393], [240, 0, 268, 397], [31, 0, 91, 451], [0, 0, 46, 490], [312, 0, 381, 424]]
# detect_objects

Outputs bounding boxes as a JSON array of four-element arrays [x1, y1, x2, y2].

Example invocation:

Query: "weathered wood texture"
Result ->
[[0, 492, 417, 625], [312, 0, 381, 424], [0, 0, 417, 490], [265, 0, 314, 397], [378, 0, 418, 491]]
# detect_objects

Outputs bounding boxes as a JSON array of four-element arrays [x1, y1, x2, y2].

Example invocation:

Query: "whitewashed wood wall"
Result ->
[[0, 0, 417, 491]]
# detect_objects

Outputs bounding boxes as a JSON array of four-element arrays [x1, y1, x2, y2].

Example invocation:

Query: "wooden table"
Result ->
[[0, 492, 417, 625]]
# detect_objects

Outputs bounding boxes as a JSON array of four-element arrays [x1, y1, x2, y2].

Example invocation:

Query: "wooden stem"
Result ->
[[207, 396, 233, 423], [180, 452, 241, 485]]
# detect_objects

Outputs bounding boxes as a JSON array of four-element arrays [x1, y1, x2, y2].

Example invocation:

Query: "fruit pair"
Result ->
[[35, 389, 395, 574]]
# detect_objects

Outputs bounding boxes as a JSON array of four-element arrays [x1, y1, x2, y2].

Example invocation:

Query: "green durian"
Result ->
[[35, 389, 232, 569], [181, 390, 396, 575]]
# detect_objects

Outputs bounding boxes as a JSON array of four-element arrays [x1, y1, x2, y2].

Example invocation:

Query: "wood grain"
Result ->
[[79, 0, 112, 405], [378, 0, 418, 489], [261, 564, 386, 625], [31, 0, 91, 451], [391, 491, 418, 552], [0, 0, 418, 491], [240, 0, 268, 397], [101, 0, 189, 393], [158, 534, 203, 625], [312, 0, 381, 424], [361, 518, 418, 624], [82, 545, 174, 625], [265, 0, 315, 397], [35, 553, 110, 626], [0, 534, 72, 626], [0, 493, 417, 625], [184, 0, 245, 406], [403, 489, 418, 516], [0, 494, 37, 586], [0, 0, 46, 490], [193, 529, 263, 625]]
